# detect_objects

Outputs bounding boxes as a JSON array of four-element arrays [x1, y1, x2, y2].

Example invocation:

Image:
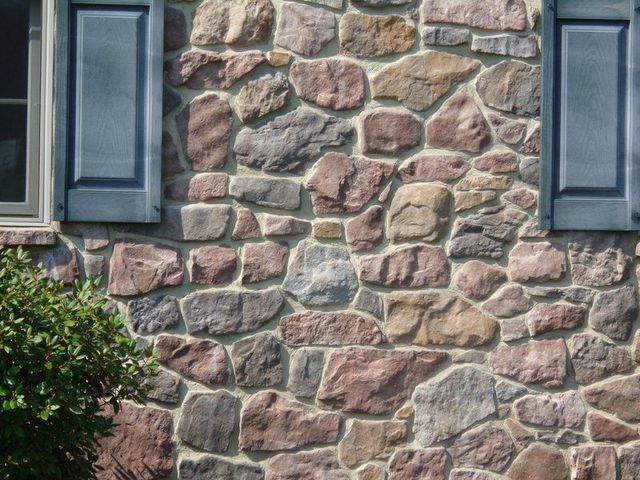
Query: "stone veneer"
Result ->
[[4, 0, 640, 478]]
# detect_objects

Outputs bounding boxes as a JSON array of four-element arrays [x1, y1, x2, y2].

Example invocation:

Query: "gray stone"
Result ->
[[620, 441, 640, 480], [568, 232, 634, 287], [569, 334, 633, 384], [287, 348, 325, 398], [263, 214, 311, 236], [117, 204, 231, 241], [495, 381, 530, 403], [453, 351, 488, 365], [145, 370, 181, 404], [422, 26, 470, 46], [163, 87, 181, 117], [449, 206, 527, 259], [230, 176, 301, 210], [266, 449, 349, 480], [177, 391, 237, 452], [275, 2, 335, 56], [231, 332, 283, 387], [128, 296, 181, 334], [590, 286, 638, 341], [353, 0, 412, 5], [414, 367, 496, 446], [283, 240, 358, 306], [52, 222, 109, 250], [476, 61, 541, 116], [354, 287, 384, 320], [448, 423, 514, 472], [514, 391, 586, 428], [181, 288, 284, 335], [471, 34, 537, 58], [83, 254, 104, 278], [526, 286, 594, 304], [31, 244, 79, 285], [179, 456, 263, 480], [235, 72, 289, 123], [500, 317, 529, 342], [537, 429, 586, 445], [519, 157, 539, 186], [234, 108, 352, 172]]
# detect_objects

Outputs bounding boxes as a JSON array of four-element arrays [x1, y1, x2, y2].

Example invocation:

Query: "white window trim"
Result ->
[[0, 0, 53, 227]]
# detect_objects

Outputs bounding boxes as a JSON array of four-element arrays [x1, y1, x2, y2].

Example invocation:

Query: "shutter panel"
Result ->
[[540, 0, 640, 230], [53, 0, 163, 223]]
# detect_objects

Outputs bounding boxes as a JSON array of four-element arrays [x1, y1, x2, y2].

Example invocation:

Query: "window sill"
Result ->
[[0, 227, 56, 246]]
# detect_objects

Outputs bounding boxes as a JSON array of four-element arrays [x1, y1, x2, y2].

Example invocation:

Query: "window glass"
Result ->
[[0, 106, 27, 203], [0, 1, 30, 99]]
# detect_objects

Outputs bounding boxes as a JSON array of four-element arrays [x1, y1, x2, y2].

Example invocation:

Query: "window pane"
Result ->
[[0, 105, 27, 203], [0, 0, 30, 99]]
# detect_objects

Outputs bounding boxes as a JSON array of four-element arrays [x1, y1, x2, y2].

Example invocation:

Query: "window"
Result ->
[[0, 0, 163, 226], [0, 0, 48, 224], [540, 0, 640, 230]]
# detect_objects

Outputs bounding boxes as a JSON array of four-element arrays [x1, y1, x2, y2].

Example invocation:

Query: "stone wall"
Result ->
[[4, 0, 640, 478]]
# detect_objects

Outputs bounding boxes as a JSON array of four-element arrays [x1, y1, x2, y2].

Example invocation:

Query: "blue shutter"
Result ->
[[53, 0, 163, 222], [540, 0, 640, 230]]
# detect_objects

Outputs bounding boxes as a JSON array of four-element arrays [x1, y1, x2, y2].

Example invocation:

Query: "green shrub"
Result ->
[[0, 247, 156, 480]]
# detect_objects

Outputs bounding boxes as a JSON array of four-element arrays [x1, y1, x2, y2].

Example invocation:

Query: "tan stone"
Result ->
[[239, 391, 340, 451], [266, 50, 291, 67], [385, 291, 498, 347], [388, 184, 451, 242], [507, 443, 568, 480], [457, 175, 513, 191], [426, 92, 491, 152], [340, 12, 415, 57], [317, 347, 448, 414], [370, 51, 481, 111], [313, 221, 342, 239], [455, 191, 496, 212], [338, 419, 407, 467]]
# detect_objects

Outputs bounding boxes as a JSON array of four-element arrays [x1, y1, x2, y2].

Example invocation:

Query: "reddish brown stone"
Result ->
[[398, 153, 470, 183], [233, 208, 261, 240], [177, 93, 232, 170], [164, 6, 187, 51], [266, 449, 349, 480], [454, 260, 507, 300], [588, 412, 639, 443], [503, 188, 536, 209], [571, 446, 617, 480], [31, 244, 79, 285], [426, 92, 490, 153], [305, 153, 393, 214], [239, 391, 340, 451], [338, 419, 407, 467], [448, 423, 514, 472], [359, 108, 422, 155], [95, 403, 173, 480], [488, 112, 527, 144], [583, 374, 640, 423], [388, 184, 451, 243], [526, 303, 586, 336], [388, 448, 447, 480], [345, 206, 384, 251], [263, 214, 311, 236], [507, 444, 568, 480], [189, 246, 237, 285], [164, 173, 228, 201], [107, 240, 183, 296], [317, 347, 448, 414], [340, 12, 415, 57], [274, 2, 335, 56], [473, 150, 518, 173], [359, 244, 450, 288], [156, 335, 228, 384], [290, 59, 365, 110], [482, 285, 531, 318], [242, 241, 288, 284], [162, 131, 184, 178], [508, 242, 567, 283], [278, 311, 385, 346], [489, 339, 567, 388], [165, 49, 265, 89]]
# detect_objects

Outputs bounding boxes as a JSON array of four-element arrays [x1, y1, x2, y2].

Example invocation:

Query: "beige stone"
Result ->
[[338, 419, 407, 467], [388, 184, 451, 243]]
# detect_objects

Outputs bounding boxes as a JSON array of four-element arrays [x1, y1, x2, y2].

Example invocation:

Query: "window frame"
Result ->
[[0, 0, 53, 227]]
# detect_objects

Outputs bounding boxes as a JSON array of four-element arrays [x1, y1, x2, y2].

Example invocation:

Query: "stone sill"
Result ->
[[0, 227, 57, 246]]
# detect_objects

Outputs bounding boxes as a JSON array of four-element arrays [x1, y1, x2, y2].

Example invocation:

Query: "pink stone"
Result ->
[[398, 154, 470, 183], [514, 391, 586, 427], [583, 374, 640, 423], [263, 214, 311, 236], [482, 285, 531, 318], [587, 412, 639, 443], [107, 240, 183, 296], [345, 206, 384, 252], [420, 0, 527, 31], [454, 260, 507, 300], [503, 188, 536, 209], [274, 2, 335, 56], [232, 208, 261, 240], [508, 242, 567, 283], [266, 449, 349, 480], [31, 244, 79, 285], [164, 173, 228, 201], [488, 112, 527, 144], [156, 335, 228, 384], [473, 150, 518, 173], [526, 303, 586, 336], [489, 339, 567, 388]]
